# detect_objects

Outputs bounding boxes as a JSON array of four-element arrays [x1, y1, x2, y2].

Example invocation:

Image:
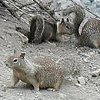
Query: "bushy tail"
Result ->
[[29, 15, 44, 44]]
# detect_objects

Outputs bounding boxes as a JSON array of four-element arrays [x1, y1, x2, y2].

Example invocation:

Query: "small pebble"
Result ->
[[82, 58, 89, 63], [78, 76, 86, 85]]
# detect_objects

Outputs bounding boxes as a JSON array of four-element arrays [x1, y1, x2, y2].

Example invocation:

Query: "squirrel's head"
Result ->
[[6, 52, 25, 69], [57, 18, 74, 35]]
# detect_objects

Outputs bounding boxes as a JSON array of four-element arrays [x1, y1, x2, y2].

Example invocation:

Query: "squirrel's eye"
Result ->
[[67, 18, 69, 22], [13, 58, 18, 63], [66, 25, 69, 29]]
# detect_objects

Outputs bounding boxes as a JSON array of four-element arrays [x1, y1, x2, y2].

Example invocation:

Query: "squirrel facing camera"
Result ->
[[57, 17, 74, 35]]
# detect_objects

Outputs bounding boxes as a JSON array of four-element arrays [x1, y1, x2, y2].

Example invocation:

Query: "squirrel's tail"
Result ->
[[29, 15, 44, 44]]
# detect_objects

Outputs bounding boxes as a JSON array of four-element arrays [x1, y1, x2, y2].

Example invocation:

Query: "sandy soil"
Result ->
[[0, 6, 100, 100]]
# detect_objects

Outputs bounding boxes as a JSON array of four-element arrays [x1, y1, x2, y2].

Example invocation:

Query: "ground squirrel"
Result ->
[[29, 15, 72, 44], [6, 52, 65, 91], [16, 15, 72, 44], [63, 5, 100, 48]]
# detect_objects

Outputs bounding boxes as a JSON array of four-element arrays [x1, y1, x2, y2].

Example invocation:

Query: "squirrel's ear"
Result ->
[[61, 18, 64, 23], [20, 52, 25, 59], [67, 18, 69, 22]]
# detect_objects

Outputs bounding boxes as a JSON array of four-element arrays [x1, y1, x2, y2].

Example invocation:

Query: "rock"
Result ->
[[77, 76, 86, 85], [91, 69, 100, 77], [82, 58, 89, 63], [79, 53, 91, 58], [7, 45, 11, 48]]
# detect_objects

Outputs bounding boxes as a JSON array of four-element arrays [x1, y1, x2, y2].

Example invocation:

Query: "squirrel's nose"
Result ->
[[4, 61, 8, 66], [6, 63, 8, 66]]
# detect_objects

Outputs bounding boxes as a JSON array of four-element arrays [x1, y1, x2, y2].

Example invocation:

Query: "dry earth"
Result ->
[[0, 5, 100, 100]]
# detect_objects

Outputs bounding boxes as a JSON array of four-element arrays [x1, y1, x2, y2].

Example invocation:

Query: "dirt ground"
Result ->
[[0, 6, 100, 100]]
